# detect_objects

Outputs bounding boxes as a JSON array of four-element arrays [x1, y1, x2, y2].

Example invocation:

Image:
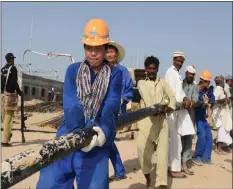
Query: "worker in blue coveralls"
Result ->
[[36, 18, 122, 189], [192, 70, 215, 166], [105, 41, 134, 181]]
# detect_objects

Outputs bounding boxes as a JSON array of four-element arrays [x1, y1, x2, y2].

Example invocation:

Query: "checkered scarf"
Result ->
[[76, 60, 111, 121]]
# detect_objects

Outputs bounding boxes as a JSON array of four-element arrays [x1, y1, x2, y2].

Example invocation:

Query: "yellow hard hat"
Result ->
[[82, 18, 110, 46], [200, 70, 211, 81]]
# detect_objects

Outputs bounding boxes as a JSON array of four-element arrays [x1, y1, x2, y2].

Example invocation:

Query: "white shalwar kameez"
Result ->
[[213, 86, 232, 146], [165, 65, 195, 172]]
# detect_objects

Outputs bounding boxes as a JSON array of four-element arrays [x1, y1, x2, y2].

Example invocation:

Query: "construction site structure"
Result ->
[[127, 68, 146, 86], [16, 67, 144, 103], [18, 72, 63, 102], [127, 68, 146, 103]]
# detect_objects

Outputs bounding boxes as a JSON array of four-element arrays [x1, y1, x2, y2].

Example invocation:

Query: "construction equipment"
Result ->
[[23, 49, 75, 64]]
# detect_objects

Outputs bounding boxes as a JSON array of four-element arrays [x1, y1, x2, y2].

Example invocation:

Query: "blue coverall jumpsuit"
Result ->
[[193, 88, 215, 163], [110, 64, 134, 178], [36, 61, 122, 189]]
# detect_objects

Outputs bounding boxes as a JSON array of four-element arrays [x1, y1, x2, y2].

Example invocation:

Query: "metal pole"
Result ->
[[2, 49, 6, 68], [54, 71, 58, 80], [130, 56, 133, 68], [26, 64, 31, 75], [29, 16, 33, 65], [137, 41, 139, 68]]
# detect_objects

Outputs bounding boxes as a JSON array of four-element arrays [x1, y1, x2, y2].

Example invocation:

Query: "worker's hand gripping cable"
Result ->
[[81, 126, 106, 152]]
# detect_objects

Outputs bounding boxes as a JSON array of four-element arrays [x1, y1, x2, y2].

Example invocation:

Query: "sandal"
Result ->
[[182, 169, 194, 175], [145, 183, 155, 189], [169, 172, 187, 179], [145, 186, 155, 189]]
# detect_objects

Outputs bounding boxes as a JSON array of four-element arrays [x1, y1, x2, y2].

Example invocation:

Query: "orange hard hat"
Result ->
[[82, 18, 110, 46], [200, 70, 212, 81]]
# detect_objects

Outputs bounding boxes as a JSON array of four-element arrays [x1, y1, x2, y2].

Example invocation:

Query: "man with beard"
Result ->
[[181, 66, 199, 175], [137, 56, 176, 189], [224, 75, 233, 98], [165, 52, 195, 178], [36, 18, 122, 189], [224, 75, 232, 116], [192, 70, 215, 165], [212, 76, 232, 154]]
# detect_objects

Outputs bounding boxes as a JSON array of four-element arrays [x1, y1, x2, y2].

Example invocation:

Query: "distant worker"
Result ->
[[192, 70, 215, 165], [225, 75, 233, 97], [51, 87, 55, 101], [230, 129, 233, 139], [224, 75, 232, 115], [106, 41, 133, 181], [1, 53, 23, 147], [212, 76, 232, 154]]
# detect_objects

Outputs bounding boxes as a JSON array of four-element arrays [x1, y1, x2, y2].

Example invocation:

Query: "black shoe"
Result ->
[[1, 142, 12, 147], [115, 175, 127, 181], [109, 175, 127, 182]]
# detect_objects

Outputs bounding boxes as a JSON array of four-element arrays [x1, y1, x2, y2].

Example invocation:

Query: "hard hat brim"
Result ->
[[108, 41, 125, 63], [82, 39, 109, 47], [200, 76, 211, 81]]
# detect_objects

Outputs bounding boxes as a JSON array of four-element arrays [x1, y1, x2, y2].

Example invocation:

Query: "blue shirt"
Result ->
[[117, 64, 134, 102], [56, 61, 122, 146], [117, 64, 133, 114]]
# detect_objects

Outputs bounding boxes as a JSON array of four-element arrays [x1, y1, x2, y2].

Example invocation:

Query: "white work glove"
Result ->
[[81, 126, 106, 153]]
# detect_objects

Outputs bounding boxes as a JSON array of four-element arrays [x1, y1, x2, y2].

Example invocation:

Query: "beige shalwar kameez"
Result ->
[[137, 77, 176, 187]]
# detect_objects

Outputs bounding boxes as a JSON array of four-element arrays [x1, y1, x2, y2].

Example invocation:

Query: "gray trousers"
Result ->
[[181, 135, 193, 165]]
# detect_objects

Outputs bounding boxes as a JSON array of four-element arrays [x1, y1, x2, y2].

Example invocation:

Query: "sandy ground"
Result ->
[[1, 112, 232, 189]]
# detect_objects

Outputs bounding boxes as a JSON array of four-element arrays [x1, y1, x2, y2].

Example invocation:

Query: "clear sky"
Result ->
[[1, 1, 232, 82]]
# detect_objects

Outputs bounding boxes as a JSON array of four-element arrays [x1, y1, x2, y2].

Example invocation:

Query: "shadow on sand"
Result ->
[[124, 158, 173, 189], [11, 139, 50, 147]]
